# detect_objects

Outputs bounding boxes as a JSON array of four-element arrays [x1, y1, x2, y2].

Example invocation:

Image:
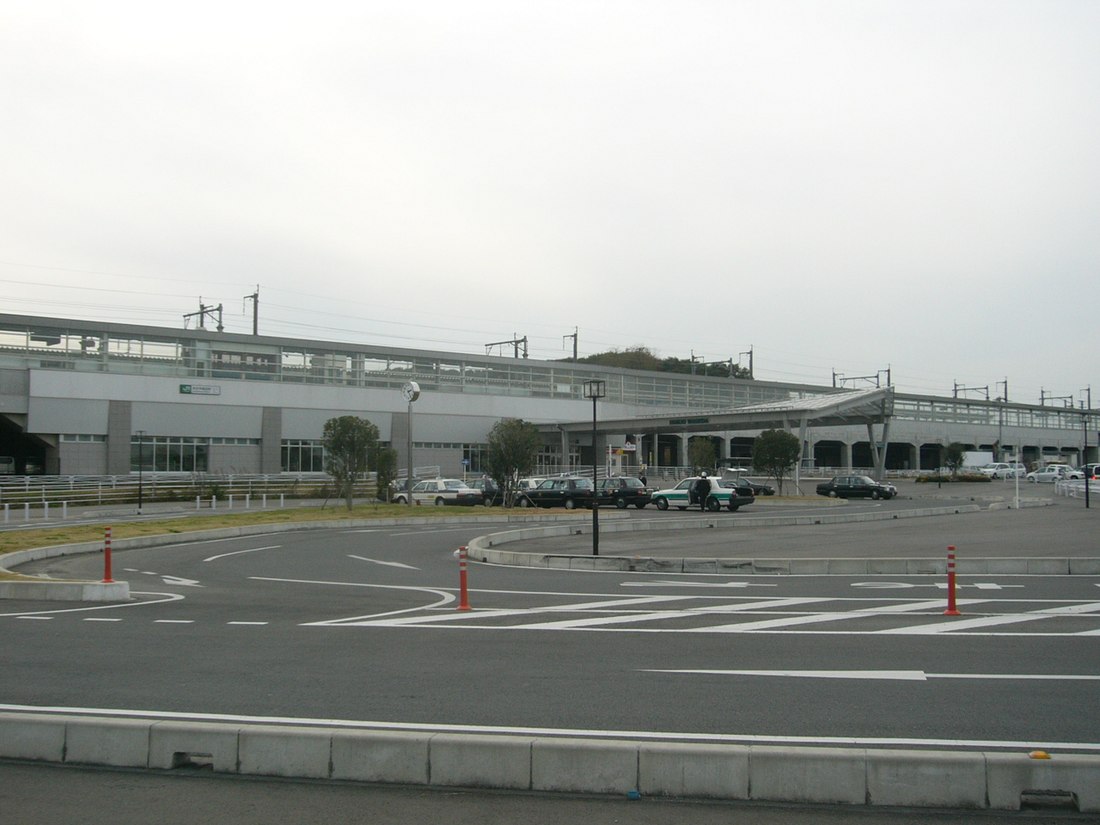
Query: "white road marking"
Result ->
[[204, 545, 280, 562], [160, 576, 203, 587], [348, 554, 419, 570], [154, 619, 194, 624], [3, 703, 1099, 753], [227, 621, 269, 626], [16, 616, 52, 620], [695, 599, 992, 633], [622, 580, 777, 589], [643, 669, 1100, 682], [851, 582, 1024, 590], [0, 592, 183, 619], [880, 613, 1055, 634], [83, 618, 122, 622]]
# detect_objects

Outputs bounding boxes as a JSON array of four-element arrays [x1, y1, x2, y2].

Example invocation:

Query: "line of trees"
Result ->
[[321, 414, 805, 506]]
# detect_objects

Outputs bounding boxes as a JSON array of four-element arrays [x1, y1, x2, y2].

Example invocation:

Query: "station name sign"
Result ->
[[179, 383, 222, 396], [668, 416, 710, 425]]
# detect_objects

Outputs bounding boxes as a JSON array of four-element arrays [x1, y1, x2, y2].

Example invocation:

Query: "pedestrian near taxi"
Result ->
[[695, 472, 711, 512]]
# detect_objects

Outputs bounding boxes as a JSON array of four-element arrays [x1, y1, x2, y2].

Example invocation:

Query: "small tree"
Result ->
[[943, 442, 967, 478], [485, 418, 540, 507], [323, 415, 380, 510], [371, 443, 398, 502], [751, 429, 801, 494], [688, 437, 717, 474]]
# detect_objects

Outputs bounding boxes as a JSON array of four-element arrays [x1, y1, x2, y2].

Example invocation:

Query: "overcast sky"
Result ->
[[2, 1, 1097, 405]]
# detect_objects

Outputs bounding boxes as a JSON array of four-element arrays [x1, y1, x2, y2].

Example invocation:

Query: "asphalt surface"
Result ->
[[518, 480, 1099, 559], [2, 479, 1097, 821], [3, 498, 1098, 747]]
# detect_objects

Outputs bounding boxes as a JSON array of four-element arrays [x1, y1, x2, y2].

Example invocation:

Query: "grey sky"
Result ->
[[2, 1, 1097, 405]]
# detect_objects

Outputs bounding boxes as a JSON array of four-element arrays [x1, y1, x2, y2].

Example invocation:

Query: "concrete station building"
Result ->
[[0, 313, 1095, 480]]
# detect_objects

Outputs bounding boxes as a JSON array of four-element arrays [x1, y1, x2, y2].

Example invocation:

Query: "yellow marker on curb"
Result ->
[[1028, 750, 1052, 760]]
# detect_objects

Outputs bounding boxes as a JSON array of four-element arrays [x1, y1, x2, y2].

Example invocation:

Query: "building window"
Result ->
[[282, 440, 326, 472], [131, 436, 209, 472], [462, 443, 487, 473]]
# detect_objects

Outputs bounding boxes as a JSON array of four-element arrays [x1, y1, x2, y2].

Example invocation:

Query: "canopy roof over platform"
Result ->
[[546, 387, 894, 435]]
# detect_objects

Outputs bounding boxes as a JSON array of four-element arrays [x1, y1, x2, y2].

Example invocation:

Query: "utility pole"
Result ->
[[739, 346, 754, 379], [183, 300, 224, 332], [953, 381, 989, 400], [563, 328, 578, 361], [485, 335, 528, 358], [244, 287, 259, 335]]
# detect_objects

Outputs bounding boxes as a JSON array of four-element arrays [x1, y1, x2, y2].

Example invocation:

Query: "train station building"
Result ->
[[0, 313, 1094, 479]]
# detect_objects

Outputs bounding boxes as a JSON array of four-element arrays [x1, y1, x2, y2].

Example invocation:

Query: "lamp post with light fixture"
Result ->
[[402, 382, 420, 507], [136, 430, 146, 516], [583, 379, 606, 555]]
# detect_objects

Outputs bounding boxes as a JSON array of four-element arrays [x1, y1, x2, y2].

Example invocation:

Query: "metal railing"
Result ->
[[0, 473, 378, 510]]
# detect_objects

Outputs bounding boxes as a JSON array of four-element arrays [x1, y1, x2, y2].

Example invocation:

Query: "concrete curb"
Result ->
[[465, 507, 1100, 575], [0, 711, 1095, 811]]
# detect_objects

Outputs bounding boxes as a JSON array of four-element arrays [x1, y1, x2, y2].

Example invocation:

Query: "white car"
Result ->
[[979, 462, 1026, 479], [1025, 465, 1082, 483], [393, 478, 482, 506]]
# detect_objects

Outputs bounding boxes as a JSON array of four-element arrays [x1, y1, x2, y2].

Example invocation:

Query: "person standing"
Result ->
[[695, 472, 711, 512]]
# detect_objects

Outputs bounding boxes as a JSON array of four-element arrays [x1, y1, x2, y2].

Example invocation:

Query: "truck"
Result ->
[[962, 451, 994, 469]]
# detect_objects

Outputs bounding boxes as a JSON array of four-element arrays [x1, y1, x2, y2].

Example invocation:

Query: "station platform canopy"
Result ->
[[545, 386, 894, 435]]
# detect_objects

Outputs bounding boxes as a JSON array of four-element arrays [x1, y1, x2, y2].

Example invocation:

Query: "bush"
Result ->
[[915, 472, 991, 484]]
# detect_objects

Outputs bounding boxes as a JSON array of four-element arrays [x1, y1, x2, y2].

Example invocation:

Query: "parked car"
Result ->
[[741, 479, 775, 496], [1025, 464, 1082, 483], [388, 477, 421, 501], [816, 475, 897, 500], [515, 476, 595, 509], [468, 476, 503, 506], [394, 478, 482, 506], [716, 478, 760, 509], [719, 467, 774, 496], [979, 462, 1026, 479], [598, 476, 652, 509], [1082, 463, 1100, 480], [651, 476, 755, 512]]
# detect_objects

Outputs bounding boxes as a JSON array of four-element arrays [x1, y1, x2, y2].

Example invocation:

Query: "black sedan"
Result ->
[[598, 477, 653, 509], [816, 475, 896, 500], [516, 477, 596, 509]]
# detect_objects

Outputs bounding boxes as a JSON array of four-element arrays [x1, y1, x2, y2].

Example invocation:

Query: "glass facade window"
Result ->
[[130, 436, 209, 472], [282, 440, 325, 472], [462, 443, 487, 473]]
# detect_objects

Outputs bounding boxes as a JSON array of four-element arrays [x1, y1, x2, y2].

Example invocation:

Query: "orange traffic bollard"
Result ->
[[102, 525, 114, 584], [943, 545, 960, 616], [456, 545, 471, 611]]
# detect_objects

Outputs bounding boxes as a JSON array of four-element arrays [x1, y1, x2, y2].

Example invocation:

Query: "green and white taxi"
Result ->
[[651, 476, 755, 512]]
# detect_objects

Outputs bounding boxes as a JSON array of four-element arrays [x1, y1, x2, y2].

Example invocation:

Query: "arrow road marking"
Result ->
[[643, 669, 1100, 682], [348, 555, 419, 570], [160, 576, 203, 587]]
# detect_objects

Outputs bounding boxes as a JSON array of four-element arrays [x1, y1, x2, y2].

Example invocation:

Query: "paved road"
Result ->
[[3, 506, 1098, 748], [521, 481, 1098, 559], [3, 761, 1094, 825]]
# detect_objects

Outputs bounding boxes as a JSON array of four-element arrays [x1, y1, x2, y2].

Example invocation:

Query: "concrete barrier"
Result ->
[[749, 745, 866, 804], [531, 737, 637, 794], [866, 749, 986, 808], [1, 712, 1097, 811]]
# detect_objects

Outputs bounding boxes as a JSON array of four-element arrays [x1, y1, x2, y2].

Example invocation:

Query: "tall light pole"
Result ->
[[402, 382, 420, 507], [1084, 413, 1090, 510], [583, 379, 606, 556], [136, 430, 146, 515]]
